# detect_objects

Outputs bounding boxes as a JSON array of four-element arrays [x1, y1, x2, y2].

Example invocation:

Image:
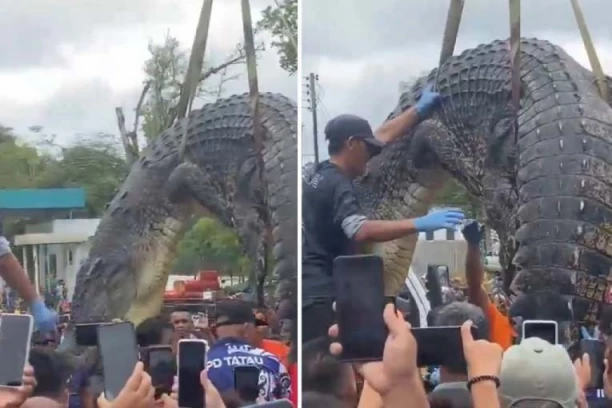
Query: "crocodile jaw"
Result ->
[[125, 216, 186, 326], [366, 169, 447, 296]]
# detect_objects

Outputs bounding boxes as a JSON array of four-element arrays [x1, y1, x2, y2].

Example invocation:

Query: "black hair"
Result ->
[[430, 301, 489, 375], [136, 316, 172, 347], [302, 391, 344, 408], [28, 347, 73, 399], [302, 336, 349, 398], [327, 137, 345, 156]]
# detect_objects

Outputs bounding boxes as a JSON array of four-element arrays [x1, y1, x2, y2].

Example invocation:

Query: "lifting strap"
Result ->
[[508, 0, 521, 118], [569, 0, 609, 103], [438, 0, 465, 68]]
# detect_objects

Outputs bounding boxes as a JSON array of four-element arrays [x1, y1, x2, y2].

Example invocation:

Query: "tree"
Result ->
[[173, 217, 251, 280], [258, 0, 297, 75], [433, 179, 480, 219], [33, 131, 128, 216]]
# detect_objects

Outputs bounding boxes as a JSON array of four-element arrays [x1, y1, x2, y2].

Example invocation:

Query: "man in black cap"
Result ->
[[302, 85, 466, 342]]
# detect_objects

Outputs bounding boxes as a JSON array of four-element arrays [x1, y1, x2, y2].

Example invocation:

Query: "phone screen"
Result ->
[[580, 339, 605, 389], [412, 326, 475, 367], [333, 255, 387, 362], [75, 323, 100, 346], [234, 366, 260, 402], [0, 314, 33, 386], [147, 347, 175, 397], [178, 340, 207, 408], [523, 321, 557, 344], [97, 322, 139, 400]]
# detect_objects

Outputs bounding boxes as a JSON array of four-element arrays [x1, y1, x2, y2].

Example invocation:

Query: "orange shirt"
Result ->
[[288, 363, 297, 407], [486, 301, 514, 350], [260, 339, 290, 366]]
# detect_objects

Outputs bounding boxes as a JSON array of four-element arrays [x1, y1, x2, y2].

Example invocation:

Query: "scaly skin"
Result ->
[[356, 38, 612, 323], [70, 93, 297, 326]]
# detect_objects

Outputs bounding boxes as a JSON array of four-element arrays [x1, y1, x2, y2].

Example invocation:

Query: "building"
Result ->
[[13, 218, 100, 300]]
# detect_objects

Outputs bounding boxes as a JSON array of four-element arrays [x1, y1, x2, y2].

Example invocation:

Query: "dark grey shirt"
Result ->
[[431, 382, 472, 408]]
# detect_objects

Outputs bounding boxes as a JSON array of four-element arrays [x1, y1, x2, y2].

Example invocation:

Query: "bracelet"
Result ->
[[466, 375, 500, 391]]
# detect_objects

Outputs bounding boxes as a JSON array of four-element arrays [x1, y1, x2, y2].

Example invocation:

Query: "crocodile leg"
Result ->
[[166, 162, 232, 224], [233, 201, 267, 306]]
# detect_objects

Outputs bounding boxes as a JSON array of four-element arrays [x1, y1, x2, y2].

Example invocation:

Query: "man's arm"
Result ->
[[462, 224, 490, 310], [0, 237, 38, 304], [333, 183, 463, 243], [375, 107, 420, 145], [374, 84, 441, 145]]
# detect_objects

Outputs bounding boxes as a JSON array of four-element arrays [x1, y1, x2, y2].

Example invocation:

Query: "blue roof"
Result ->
[[0, 188, 85, 210]]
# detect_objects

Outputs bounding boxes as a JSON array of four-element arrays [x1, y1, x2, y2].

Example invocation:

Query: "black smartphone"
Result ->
[[75, 323, 100, 346], [234, 366, 260, 402], [522, 320, 558, 344], [178, 339, 207, 408], [333, 255, 387, 362], [243, 400, 293, 408], [580, 339, 605, 390], [144, 345, 175, 398], [97, 322, 139, 400], [0, 314, 34, 386], [412, 326, 477, 367]]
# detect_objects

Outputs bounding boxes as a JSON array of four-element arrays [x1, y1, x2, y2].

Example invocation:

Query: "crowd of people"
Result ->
[[0, 231, 297, 408], [301, 84, 612, 407]]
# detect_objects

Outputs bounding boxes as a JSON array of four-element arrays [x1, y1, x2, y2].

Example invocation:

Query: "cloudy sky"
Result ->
[[301, 0, 612, 163], [0, 0, 296, 145]]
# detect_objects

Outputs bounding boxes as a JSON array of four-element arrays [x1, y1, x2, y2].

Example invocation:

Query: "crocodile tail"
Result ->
[[260, 93, 298, 303], [511, 41, 612, 324]]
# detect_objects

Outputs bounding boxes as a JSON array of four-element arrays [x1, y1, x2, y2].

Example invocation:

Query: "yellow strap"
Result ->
[[569, 0, 609, 103]]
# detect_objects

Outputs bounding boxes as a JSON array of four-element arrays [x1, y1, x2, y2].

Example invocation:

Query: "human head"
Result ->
[[28, 347, 73, 406], [303, 391, 345, 408], [430, 301, 489, 376], [302, 336, 357, 407], [509, 290, 573, 343], [499, 337, 578, 407], [214, 300, 256, 340], [170, 309, 193, 338], [136, 316, 173, 346], [325, 114, 384, 178]]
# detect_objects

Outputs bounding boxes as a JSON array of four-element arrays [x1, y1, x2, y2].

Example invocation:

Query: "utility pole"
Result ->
[[308, 73, 319, 164]]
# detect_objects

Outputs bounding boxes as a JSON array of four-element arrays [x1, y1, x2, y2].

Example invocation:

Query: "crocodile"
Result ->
[[69, 92, 297, 326], [354, 38, 612, 324]]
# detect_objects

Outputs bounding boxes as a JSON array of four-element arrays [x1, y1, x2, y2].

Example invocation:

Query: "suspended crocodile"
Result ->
[[355, 38, 612, 324], [70, 92, 297, 326]]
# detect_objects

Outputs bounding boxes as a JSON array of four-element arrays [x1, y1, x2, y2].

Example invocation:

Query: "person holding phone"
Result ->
[[302, 86, 466, 342], [0, 234, 57, 331]]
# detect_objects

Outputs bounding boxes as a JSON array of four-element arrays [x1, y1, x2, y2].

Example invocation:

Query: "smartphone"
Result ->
[[97, 322, 139, 400], [412, 326, 476, 367], [75, 323, 100, 346], [234, 366, 260, 402], [144, 345, 175, 398], [580, 339, 605, 389], [333, 255, 387, 362], [0, 314, 34, 387], [243, 400, 293, 408], [522, 320, 558, 344], [178, 339, 208, 408]]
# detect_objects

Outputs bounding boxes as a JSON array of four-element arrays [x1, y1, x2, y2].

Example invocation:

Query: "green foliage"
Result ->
[[257, 0, 297, 75], [433, 179, 480, 219], [173, 217, 250, 277]]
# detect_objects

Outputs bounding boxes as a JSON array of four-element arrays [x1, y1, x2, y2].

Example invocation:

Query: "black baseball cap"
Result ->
[[324, 114, 385, 156], [214, 300, 256, 327]]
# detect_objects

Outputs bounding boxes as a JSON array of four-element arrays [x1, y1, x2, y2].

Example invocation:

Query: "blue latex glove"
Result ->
[[31, 299, 58, 332], [415, 84, 441, 119], [413, 208, 465, 232], [461, 220, 484, 246]]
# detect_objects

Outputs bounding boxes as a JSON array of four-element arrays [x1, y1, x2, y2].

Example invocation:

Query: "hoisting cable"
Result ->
[[438, 0, 465, 68], [177, 0, 215, 161], [569, 0, 609, 103]]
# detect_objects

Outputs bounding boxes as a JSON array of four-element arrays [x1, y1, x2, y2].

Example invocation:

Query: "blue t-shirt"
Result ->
[[206, 337, 291, 402]]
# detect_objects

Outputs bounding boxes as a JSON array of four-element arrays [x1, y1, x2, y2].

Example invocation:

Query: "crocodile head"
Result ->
[[70, 154, 189, 325]]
